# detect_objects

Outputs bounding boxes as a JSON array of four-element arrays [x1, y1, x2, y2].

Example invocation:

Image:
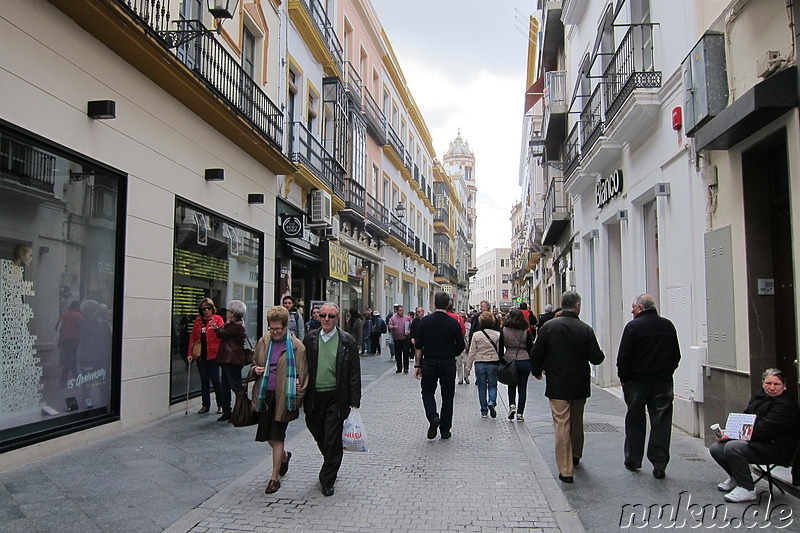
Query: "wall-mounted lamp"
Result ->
[[87, 100, 116, 120], [655, 183, 671, 197], [616, 209, 628, 221], [248, 193, 264, 204], [207, 0, 240, 32], [395, 201, 406, 220], [205, 168, 225, 181]]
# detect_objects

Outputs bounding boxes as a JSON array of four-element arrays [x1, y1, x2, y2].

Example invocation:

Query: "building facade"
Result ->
[[469, 248, 512, 313], [0, 0, 444, 462]]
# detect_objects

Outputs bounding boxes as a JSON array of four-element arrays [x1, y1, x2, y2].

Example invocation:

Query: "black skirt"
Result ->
[[255, 390, 289, 442]]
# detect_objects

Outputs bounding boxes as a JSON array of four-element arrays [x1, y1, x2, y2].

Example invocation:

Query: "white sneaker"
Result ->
[[508, 405, 516, 420], [717, 477, 736, 492], [516, 413, 524, 421], [724, 486, 757, 503]]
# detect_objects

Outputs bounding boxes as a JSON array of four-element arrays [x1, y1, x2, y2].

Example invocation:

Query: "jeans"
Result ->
[[421, 358, 457, 433], [506, 360, 531, 414], [474, 362, 498, 414], [388, 335, 395, 359], [395, 338, 411, 372], [361, 336, 371, 354], [219, 363, 243, 413], [196, 358, 222, 409], [622, 381, 674, 468]]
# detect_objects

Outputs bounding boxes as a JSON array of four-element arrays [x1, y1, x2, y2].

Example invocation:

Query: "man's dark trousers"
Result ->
[[421, 358, 456, 433], [622, 381, 674, 468], [305, 390, 343, 487], [395, 338, 411, 372]]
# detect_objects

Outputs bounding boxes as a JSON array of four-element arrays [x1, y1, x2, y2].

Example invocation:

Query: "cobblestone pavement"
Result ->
[[167, 366, 579, 533]]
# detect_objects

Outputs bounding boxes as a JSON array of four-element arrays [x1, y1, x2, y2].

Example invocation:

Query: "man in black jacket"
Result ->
[[414, 292, 466, 440], [303, 302, 361, 496], [531, 291, 604, 483], [616, 294, 681, 480]]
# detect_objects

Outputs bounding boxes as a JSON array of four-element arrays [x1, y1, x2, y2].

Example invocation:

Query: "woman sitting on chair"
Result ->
[[710, 368, 800, 502]]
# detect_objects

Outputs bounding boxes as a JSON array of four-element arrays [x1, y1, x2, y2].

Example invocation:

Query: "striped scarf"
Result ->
[[257, 333, 297, 412]]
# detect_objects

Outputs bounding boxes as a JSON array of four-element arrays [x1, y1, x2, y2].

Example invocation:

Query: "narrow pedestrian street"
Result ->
[[3, 354, 800, 532]]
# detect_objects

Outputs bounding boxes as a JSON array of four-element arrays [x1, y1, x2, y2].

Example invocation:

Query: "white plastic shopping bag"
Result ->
[[342, 408, 368, 452]]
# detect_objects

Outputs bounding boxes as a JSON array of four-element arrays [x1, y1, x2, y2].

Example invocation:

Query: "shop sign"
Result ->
[[328, 241, 349, 282], [280, 214, 303, 238], [596, 169, 623, 209]]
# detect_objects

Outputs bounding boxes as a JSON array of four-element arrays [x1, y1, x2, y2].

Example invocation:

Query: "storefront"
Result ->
[[168, 200, 263, 404], [0, 121, 125, 452], [275, 198, 321, 320], [325, 239, 376, 317]]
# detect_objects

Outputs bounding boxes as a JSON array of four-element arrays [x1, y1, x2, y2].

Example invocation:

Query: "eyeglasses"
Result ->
[[268, 326, 286, 333], [201, 306, 213, 311], [319, 313, 338, 319]]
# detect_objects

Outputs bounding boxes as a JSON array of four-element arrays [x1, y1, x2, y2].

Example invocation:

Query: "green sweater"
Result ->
[[316, 330, 338, 392]]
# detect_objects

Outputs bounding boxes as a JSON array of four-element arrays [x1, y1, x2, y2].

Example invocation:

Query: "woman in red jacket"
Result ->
[[187, 298, 224, 414]]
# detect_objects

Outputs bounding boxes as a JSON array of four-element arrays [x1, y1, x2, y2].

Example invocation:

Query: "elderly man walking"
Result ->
[[531, 291, 604, 483], [617, 294, 681, 480]]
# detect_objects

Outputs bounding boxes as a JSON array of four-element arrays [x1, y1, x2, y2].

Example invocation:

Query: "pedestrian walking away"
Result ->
[[213, 300, 249, 422], [616, 294, 681, 479], [530, 290, 605, 483], [414, 292, 466, 440], [252, 305, 309, 495], [282, 295, 305, 341], [465, 312, 501, 418], [369, 310, 384, 354], [302, 302, 361, 496], [499, 308, 534, 421]]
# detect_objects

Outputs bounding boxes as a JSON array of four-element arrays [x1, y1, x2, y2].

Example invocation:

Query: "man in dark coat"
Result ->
[[537, 304, 555, 330], [616, 294, 681, 480], [531, 291, 604, 483], [303, 302, 361, 496]]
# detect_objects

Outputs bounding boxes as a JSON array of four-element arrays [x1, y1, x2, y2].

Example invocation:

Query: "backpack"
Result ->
[[377, 316, 387, 334]]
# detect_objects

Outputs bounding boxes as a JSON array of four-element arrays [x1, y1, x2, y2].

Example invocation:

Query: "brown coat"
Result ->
[[250, 333, 309, 423]]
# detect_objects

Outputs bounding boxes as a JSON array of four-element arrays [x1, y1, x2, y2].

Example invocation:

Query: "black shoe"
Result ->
[[321, 485, 335, 497], [624, 461, 641, 471], [573, 457, 580, 467], [403, 370, 408, 374], [558, 474, 574, 483], [488, 404, 496, 418], [395, 369, 402, 373], [440, 430, 451, 440], [279, 452, 292, 477], [653, 467, 666, 479], [427, 416, 441, 439], [217, 412, 231, 421]]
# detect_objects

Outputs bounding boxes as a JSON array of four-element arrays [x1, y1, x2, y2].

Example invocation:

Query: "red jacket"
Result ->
[[446, 310, 467, 335], [188, 314, 224, 360]]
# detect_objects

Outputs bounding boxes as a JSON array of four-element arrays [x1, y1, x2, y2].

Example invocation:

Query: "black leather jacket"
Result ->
[[743, 389, 800, 463], [302, 326, 361, 419]]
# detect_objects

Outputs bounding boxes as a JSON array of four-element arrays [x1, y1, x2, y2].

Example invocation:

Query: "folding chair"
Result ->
[[753, 463, 786, 497]]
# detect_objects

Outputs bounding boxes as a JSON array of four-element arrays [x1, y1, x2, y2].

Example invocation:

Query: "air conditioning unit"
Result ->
[[324, 223, 340, 240], [309, 189, 332, 226]]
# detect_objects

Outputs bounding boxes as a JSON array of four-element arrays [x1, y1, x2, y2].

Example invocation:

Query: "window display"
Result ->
[[0, 124, 123, 448]]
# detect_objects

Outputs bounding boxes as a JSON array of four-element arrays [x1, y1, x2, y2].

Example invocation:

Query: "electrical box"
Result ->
[[682, 32, 728, 136]]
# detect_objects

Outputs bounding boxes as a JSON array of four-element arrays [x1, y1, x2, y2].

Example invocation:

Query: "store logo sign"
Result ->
[[596, 169, 623, 209], [280, 214, 304, 238], [328, 241, 349, 282]]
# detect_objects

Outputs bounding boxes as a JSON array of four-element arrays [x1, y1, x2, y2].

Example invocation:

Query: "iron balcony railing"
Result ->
[[414, 236, 420, 256], [434, 207, 449, 226], [365, 192, 389, 230], [436, 262, 458, 281], [289, 121, 344, 195], [296, 0, 343, 74], [113, 1, 283, 149], [544, 70, 567, 110], [385, 124, 404, 160], [413, 164, 420, 185], [390, 213, 405, 240], [0, 137, 56, 194], [362, 90, 386, 144], [580, 85, 603, 153], [563, 122, 581, 176], [343, 61, 362, 105], [603, 23, 662, 123], [543, 175, 568, 233], [403, 150, 413, 174], [343, 179, 365, 214]]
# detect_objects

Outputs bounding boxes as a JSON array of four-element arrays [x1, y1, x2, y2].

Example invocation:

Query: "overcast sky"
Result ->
[[370, 0, 535, 255]]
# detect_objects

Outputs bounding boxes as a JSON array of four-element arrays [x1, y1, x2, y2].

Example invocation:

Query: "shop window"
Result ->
[[0, 124, 124, 450], [169, 200, 262, 403]]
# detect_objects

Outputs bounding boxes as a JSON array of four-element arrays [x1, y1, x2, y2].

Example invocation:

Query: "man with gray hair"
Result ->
[[537, 304, 556, 330], [617, 294, 681, 480], [531, 291, 604, 483]]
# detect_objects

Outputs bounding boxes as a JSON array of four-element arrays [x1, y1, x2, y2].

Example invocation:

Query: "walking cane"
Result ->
[[184, 359, 193, 415]]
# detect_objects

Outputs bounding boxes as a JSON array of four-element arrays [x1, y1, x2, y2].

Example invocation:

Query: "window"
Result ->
[[0, 124, 125, 449]]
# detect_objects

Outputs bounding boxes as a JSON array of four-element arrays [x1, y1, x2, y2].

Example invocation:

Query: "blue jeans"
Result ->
[[196, 358, 222, 409], [361, 336, 371, 353], [507, 360, 531, 414], [474, 362, 498, 414]]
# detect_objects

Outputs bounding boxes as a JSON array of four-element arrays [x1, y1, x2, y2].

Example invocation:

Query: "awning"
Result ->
[[695, 66, 797, 151], [284, 242, 321, 263]]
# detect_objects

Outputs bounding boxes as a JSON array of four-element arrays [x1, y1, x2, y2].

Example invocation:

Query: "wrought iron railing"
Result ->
[[580, 85, 603, 153], [0, 137, 56, 194], [296, 0, 343, 73], [289, 121, 344, 194], [116, 0, 171, 32], [385, 124, 404, 159], [413, 164, 420, 185], [362, 90, 386, 144], [343, 61, 362, 104], [343, 179, 365, 213], [403, 150, 413, 173], [603, 23, 661, 123], [543, 176, 568, 232], [436, 262, 458, 281], [563, 122, 581, 176], [366, 192, 389, 230], [435, 208, 450, 226], [389, 213, 406, 241]]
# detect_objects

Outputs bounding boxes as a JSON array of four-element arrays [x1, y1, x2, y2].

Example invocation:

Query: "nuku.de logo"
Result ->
[[619, 491, 793, 529]]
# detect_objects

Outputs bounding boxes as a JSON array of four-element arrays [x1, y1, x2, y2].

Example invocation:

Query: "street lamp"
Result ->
[[394, 201, 406, 221], [207, 0, 240, 21]]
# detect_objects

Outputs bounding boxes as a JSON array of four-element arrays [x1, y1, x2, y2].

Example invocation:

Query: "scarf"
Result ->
[[257, 333, 297, 412]]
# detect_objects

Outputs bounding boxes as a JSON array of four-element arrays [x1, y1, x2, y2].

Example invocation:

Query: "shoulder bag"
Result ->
[[231, 376, 259, 427], [485, 330, 518, 386]]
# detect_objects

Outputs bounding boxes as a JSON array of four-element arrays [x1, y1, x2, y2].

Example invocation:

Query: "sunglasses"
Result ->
[[201, 306, 214, 311], [319, 313, 338, 319]]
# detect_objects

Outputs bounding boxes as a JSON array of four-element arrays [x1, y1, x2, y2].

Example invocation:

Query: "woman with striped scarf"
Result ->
[[252, 306, 309, 495]]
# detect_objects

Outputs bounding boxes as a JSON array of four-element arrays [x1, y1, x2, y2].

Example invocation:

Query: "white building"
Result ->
[[469, 248, 512, 312]]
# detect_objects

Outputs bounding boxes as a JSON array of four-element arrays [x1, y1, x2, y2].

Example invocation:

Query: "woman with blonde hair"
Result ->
[[252, 306, 309, 494], [465, 312, 502, 418], [186, 297, 224, 414]]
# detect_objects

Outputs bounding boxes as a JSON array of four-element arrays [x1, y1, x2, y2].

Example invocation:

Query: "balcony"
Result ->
[[434, 208, 449, 233], [384, 124, 405, 165], [362, 90, 386, 144], [0, 137, 56, 195], [289, 0, 343, 76], [436, 262, 458, 282], [580, 85, 604, 154], [342, 61, 362, 106], [539, 1, 564, 72], [603, 23, 662, 145], [289, 122, 344, 196], [562, 122, 581, 177], [542, 175, 570, 245], [543, 70, 567, 153], [342, 179, 365, 215], [365, 193, 389, 237]]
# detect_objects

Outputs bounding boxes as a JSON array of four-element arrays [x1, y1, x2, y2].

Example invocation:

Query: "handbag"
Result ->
[[192, 340, 202, 358], [482, 330, 518, 386], [243, 335, 255, 366], [230, 377, 259, 427]]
